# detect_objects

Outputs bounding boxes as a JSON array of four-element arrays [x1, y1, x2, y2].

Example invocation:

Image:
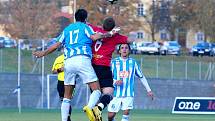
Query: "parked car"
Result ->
[[160, 41, 181, 55], [160, 41, 169, 55], [137, 42, 160, 55], [0, 36, 17, 48], [4, 39, 17, 48], [0, 38, 4, 48], [167, 41, 181, 55], [130, 42, 137, 54], [191, 42, 211, 56], [211, 43, 215, 56]]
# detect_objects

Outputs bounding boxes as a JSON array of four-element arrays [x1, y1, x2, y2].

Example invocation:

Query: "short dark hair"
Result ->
[[103, 17, 115, 31], [75, 9, 88, 22]]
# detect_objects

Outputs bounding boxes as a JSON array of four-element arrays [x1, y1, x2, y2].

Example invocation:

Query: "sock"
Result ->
[[61, 98, 71, 121], [87, 90, 101, 109], [67, 105, 72, 121], [121, 115, 129, 121], [98, 94, 113, 110]]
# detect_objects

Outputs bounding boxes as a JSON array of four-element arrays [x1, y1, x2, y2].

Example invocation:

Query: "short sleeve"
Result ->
[[56, 32, 65, 43], [85, 25, 95, 38]]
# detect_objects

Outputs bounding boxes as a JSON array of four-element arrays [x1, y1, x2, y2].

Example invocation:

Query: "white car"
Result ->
[[137, 42, 160, 55]]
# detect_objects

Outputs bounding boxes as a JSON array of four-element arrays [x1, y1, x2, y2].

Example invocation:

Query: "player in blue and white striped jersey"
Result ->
[[33, 9, 115, 121], [108, 43, 154, 121]]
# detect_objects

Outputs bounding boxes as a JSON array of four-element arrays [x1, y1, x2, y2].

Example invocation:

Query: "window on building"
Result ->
[[137, 32, 144, 39], [196, 32, 204, 41], [137, 3, 144, 16], [160, 33, 167, 40]]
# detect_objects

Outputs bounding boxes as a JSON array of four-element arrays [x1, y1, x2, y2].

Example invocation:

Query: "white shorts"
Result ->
[[64, 56, 98, 85], [108, 97, 134, 112]]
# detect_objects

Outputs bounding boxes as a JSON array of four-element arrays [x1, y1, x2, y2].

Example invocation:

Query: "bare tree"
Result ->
[[0, 0, 60, 39], [195, 0, 215, 42], [76, 0, 141, 34], [143, 0, 161, 41], [171, 0, 215, 42]]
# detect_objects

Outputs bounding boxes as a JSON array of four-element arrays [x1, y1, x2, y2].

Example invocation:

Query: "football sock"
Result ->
[[98, 94, 113, 110], [87, 90, 101, 109], [67, 105, 72, 121], [61, 98, 71, 121], [121, 115, 129, 121]]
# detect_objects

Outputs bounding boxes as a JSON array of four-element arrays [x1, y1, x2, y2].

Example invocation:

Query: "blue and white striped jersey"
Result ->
[[111, 57, 143, 97], [56, 22, 95, 59]]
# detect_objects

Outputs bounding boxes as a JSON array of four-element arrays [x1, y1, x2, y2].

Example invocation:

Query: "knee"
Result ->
[[123, 110, 130, 115], [108, 112, 115, 121]]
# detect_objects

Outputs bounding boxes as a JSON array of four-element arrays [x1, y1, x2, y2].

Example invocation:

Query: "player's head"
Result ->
[[118, 43, 131, 58], [103, 17, 115, 31], [75, 9, 88, 22]]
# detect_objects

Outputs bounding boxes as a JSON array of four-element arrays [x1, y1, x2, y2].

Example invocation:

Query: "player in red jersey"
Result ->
[[89, 17, 134, 121]]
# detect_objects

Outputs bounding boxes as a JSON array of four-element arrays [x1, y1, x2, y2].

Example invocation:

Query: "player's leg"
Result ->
[[57, 81, 72, 121], [78, 56, 101, 121], [61, 85, 75, 121], [120, 97, 134, 121], [83, 81, 101, 121], [98, 87, 114, 109], [93, 65, 114, 110], [108, 112, 117, 121], [61, 57, 78, 121], [121, 110, 130, 121], [107, 97, 122, 121]]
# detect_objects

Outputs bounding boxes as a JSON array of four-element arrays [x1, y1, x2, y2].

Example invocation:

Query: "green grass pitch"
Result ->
[[0, 109, 214, 121]]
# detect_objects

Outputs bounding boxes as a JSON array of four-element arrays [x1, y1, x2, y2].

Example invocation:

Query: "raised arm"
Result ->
[[33, 42, 61, 58]]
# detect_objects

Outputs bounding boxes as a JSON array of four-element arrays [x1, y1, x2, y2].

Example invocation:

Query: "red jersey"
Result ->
[[90, 24, 128, 67]]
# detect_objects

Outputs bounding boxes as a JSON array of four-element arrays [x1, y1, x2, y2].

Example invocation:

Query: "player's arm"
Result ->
[[52, 66, 64, 74], [33, 42, 61, 58], [134, 61, 154, 100], [90, 31, 116, 41], [139, 76, 154, 100], [52, 64, 64, 74]]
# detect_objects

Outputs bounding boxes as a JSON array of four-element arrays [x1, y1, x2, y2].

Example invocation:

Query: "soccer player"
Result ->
[[88, 17, 134, 121], [52, 52, 72, 121], [33, 9, 114, 121], [108, 43, 154, 121]]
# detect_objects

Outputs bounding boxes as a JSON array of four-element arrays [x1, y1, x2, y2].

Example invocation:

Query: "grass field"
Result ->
[[0, 109, 215, 121]]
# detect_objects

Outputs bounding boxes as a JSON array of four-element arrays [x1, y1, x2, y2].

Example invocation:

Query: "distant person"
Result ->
[[33, 8, 115, 121], [108, 43, 154, 121], [52, 53, 71, 121]]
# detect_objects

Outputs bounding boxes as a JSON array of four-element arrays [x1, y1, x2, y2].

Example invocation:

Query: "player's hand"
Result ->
[[32, 51, 45, 58], [115, 80, 123, 85], [147, 91, 154, 100], [109, 27, 120, 36], [57, 67, 64, 73]]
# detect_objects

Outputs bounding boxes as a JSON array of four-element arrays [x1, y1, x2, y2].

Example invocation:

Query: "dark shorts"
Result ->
[[57, 81, 64, 99], [93, 64, 113, 88]]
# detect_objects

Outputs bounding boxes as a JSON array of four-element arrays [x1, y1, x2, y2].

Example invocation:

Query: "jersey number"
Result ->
[[69, 29, 79, 44], [94, 40, 103, 52]]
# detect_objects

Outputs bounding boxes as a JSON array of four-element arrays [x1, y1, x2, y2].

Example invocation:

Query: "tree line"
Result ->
[[0, 0, 214, 43]]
